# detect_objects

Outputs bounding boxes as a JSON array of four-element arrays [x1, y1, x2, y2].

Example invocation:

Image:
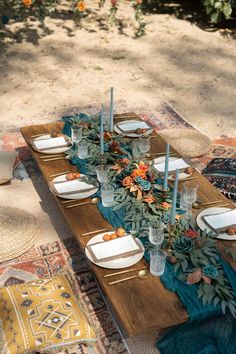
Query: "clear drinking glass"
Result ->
[[139, 135, 151, 156], [71, 125, 83, 144], [101, 184, 115, 207], [95, 165, 110, 184], [149, 222, 165, 248], [150, 249, 166, 276], [78, 141, 89, 159], [182, 181, 198, 219], [132, 140, 141, 159]]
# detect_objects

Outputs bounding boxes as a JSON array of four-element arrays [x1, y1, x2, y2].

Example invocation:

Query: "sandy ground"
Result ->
[[0, 1, 236, 137]]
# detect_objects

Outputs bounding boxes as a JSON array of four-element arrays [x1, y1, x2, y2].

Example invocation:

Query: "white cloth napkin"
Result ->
[[203, 209, 236, 231], [34, 136, 67, 150], [117, 121, 150, 132], [154, 158, 190, 173], [53, 179, 93, 195], [89, 235, 140, 261]]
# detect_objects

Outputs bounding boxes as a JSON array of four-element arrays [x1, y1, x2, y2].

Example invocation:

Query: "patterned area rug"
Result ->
[[0, 238, 129, 354]]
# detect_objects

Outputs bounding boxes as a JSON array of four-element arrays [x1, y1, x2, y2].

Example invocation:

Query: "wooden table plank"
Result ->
[[20, 114, 235, 336]]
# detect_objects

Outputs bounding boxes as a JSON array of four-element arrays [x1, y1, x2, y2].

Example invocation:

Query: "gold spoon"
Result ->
[[192, 200, 223, 209], [108, 269, 149, 285], [66, 197, 100, 209]]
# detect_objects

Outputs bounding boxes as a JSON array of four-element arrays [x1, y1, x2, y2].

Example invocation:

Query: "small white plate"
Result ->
[[85, 232, 145, 269], [34, 134, 72, 154], [114, 120, 153, 138], [196, 207, 236, 240], [52, 174, 98, 200], [153, 156, 192, 181]]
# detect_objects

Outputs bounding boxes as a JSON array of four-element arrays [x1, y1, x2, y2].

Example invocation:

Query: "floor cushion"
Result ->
[[0, 273, 96, 354]]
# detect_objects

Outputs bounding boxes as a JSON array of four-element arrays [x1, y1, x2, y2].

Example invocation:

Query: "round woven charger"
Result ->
[[158, 128, 211, 158], [0, 206, 40, 262]]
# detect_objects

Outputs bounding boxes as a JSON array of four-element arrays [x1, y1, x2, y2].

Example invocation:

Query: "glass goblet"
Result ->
[[149, 221, 165, 249], [71, 125, 83, 145], [95, 165, 110, 185], [182, 181, 198, 219]]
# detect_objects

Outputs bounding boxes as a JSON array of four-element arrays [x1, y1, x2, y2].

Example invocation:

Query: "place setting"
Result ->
[[49, 172, 98, 200]]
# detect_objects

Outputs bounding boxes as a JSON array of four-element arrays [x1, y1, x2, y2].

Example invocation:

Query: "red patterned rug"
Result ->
[[0, 238, 129, 354]]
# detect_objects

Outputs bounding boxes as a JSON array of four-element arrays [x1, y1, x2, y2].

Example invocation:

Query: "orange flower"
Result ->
[[22, 0, 32, 6], [138, 161, 149, 172], [122, 176, 134, 187], [76, 0, 86, 12], [131, 169, 147, 180], [143, 195, 155, 204], [119, 158, 130, 165], [160, 201, 171, 209], [175, 214, 181, 221]]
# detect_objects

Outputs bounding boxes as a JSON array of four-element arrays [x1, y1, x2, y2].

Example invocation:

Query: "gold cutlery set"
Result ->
[[103, 267, 149, 285]]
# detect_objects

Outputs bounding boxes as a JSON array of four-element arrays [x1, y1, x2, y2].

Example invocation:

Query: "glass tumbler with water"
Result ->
[[101, 184, 115, 207], [150, 249, 166, 276], [71, 125, 83, 144]]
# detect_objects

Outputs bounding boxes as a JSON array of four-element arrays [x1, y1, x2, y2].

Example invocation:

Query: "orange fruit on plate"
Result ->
[[73, 172, 80, 179], [103, 234, 111, 241], [66, 173, 75, 180], [110, 233, 118, 240], [115, 227, 126, 237]]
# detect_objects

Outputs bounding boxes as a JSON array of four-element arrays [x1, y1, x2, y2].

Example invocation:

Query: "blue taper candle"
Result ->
[[170, 169, 179, 225], [100, 105, 104, 155], [163, 143, 170, 191], [109, 87, 114, 132]]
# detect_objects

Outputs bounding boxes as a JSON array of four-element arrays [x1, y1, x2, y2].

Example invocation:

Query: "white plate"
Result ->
[[153, 156, 192, 181], [85, 232, 145, 269], [34, 134, 72, 154], [196, 207, 236, 240], [52, 174, 98, 200], [114, 120, 153, 138]]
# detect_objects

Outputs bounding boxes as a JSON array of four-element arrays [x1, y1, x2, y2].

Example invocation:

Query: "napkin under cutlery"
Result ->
[[154, 157, 191, 174], [117, 121, 152, 134], [202, 209, 236, 233], [51, 179, 96, 195], [32, 136, 70, 151]]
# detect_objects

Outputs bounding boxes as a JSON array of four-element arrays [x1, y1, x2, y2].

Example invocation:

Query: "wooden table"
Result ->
[[20, 112, 235, 337]]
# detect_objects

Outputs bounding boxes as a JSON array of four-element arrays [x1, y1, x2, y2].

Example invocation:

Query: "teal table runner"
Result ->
[[62, 116, 236, 354]]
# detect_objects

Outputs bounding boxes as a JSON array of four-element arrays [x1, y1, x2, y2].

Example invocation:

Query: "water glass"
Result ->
[[182, 181, 198, 219], [132, 140, 141, 159], [139, 135, 151, 155], [101, 184, 115, 207], [71, 125, 83, 144], [78, 141, 89, 159], [149, 222, 165, 248], [150, 249, 166, 276], [95, 165, 110, 184]]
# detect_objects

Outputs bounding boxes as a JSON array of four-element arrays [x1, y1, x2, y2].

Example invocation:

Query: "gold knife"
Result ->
[[80, 228, 111, 237], [48, 170, 71, 178]]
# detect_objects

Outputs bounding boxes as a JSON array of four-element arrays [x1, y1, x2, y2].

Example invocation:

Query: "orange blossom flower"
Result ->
[[143, 195, 155, 204], [161, 201, 171, 209], [122, 176, 134, 187], [131, 169, 147, 180], [76, 1, 86, 12], [22, 0, 32, 6], [138, 161, 149, 172]]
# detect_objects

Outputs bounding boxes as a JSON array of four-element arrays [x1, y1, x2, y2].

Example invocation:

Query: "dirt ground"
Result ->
[[0, 1, 236, 137]]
